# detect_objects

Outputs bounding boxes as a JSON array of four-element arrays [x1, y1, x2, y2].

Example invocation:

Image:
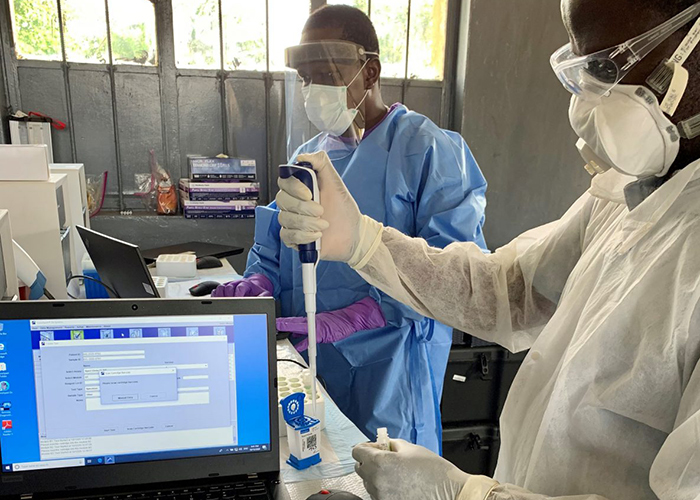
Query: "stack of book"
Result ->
[[180, 156, 259, 219]]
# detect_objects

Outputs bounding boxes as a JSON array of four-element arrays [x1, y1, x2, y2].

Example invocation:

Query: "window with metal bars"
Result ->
[[9, 0, 448, 80], [9, 0, 157, 66]]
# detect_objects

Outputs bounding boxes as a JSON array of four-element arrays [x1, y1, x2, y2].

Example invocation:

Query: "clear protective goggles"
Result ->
[[551, 1, 700, 100]]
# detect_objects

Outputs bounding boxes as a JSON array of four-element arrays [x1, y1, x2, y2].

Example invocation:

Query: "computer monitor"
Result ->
[[0, 298, 278, 495], [0, 210, 19, 301]]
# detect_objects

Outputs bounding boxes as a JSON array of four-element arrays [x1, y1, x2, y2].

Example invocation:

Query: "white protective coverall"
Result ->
[[352, 160, 700, 499]]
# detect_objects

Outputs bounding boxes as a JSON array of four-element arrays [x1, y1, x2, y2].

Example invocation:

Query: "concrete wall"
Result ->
[[455, 0, 591, 250], [0, 48, 7, 144], [0, 0, 10, 143]]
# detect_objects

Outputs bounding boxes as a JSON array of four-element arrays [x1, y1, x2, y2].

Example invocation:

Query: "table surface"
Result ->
[[276, 340, 370, 500]]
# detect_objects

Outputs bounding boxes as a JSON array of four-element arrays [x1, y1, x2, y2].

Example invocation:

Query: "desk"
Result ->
[[160, 259, 240, 298]]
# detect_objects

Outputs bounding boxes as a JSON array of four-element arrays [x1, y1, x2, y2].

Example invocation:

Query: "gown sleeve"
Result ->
[[413, 130, 488, 251], [244, 203, 283, 297], [355, 193, 595, 353]]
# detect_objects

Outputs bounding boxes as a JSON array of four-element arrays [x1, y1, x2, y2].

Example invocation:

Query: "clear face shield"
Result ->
[[284, 41, 378, 161]]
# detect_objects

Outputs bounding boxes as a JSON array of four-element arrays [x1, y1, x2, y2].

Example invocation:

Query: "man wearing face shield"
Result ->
[[274, 0, 700, 499], [213, 5, 489, 454]]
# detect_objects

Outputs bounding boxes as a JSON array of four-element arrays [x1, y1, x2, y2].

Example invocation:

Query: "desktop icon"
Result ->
[[213, 327, 226, 336], [158, 328, 171, 338], [100, 329, 114, 339], [186, 327, 199, 337], [70, 330, 84, 340], [0, 343, 4, 351], [0, 363, 6, 372], [0, 323, 3, 331], [129, 329, 143, 338], [1, 402, 11, 411], [0, 381, 9, 392], [2, 420, 12, 430]]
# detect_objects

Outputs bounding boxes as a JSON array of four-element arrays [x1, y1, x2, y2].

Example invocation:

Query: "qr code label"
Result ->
[[303, 433, 318, 455]]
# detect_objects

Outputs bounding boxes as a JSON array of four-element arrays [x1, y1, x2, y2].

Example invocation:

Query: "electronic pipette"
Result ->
[[279, 161, 320, 419]]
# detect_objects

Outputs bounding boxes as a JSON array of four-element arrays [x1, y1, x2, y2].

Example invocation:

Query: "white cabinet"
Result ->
[[0, 210, 19, 301], [50, 164, 90, 277], [0, 174, 69, 299]]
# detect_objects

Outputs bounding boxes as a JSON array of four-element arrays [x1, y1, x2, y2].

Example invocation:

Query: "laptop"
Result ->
[[0, 298, 289, 500], [77, 226, 160, 299]]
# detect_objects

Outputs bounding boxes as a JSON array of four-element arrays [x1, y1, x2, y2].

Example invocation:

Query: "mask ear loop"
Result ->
[[344, 58, 374, 125]]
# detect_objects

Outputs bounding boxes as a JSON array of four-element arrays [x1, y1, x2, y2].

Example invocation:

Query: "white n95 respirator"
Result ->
[[569, 85, 681, 178]]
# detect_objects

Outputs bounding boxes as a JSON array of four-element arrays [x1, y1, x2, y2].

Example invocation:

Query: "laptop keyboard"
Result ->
[[74, 479, 270, 500]]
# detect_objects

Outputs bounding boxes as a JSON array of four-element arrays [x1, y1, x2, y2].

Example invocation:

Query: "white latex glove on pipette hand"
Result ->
[[352, 439, 498, 500], [276, 150, 383, 267]]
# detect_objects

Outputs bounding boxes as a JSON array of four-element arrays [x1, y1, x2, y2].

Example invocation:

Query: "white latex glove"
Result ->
[[352, 439, 498, 500], [276, 150, 384, 266]]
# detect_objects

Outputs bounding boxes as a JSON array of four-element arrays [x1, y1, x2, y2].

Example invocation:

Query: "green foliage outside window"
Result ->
[[10, 0, 62, 60]]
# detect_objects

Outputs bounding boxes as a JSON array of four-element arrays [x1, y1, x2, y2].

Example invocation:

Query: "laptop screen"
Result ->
[[0, 313, 271, 473]]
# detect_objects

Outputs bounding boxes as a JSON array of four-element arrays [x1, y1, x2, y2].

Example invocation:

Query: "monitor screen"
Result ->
[[0, 313, 271, 473]]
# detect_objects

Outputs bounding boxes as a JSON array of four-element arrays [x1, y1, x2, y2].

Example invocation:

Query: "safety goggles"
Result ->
[[551, 1, 700, 100]]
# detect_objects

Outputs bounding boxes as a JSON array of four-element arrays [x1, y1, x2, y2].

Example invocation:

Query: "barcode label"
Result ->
[[303, 433, 318, 454]]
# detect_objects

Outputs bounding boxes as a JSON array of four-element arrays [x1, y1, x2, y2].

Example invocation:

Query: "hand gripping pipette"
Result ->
[[279, 161, 320, 420]]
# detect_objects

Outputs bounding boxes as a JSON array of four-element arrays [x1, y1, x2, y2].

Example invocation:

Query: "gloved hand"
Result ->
[[353, 439, 498, 500], [277, 296, 386, 352], [276, 151, 383, 267], [211, 273, 273, 298]]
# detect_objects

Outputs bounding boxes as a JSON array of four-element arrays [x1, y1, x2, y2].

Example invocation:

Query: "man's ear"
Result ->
[[365, 59, 381, 89]]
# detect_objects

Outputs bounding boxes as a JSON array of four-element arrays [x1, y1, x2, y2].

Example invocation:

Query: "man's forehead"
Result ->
[[563, 0, 664, 55]]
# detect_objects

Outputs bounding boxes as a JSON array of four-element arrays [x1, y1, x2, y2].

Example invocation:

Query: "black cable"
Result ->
[[66, 274, 119, 298], [43, 289, 55, 300], [276, 359, 328, 390], [277, 358, 307, 369]]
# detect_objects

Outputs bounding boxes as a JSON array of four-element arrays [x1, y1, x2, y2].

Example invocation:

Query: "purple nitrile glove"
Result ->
[[277, 296, 386, 352], [211, 273, 274, 298]]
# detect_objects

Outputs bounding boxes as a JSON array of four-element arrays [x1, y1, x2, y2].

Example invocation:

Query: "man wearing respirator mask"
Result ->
[[213, 5, 489, 454], [274, 0, 700, 498]]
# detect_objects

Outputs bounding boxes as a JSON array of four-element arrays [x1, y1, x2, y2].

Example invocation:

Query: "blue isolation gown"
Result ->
[[246, 104, 487, 453]]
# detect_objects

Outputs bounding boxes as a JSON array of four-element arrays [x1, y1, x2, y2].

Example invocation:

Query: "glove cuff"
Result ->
[[457, 475, 499, 500], [348, 215, 384, 270]]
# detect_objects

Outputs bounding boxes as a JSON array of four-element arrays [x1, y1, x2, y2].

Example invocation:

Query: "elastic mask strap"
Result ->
[[347, 58, 373, 124], [678, 113, 700, 139], [347, 58, 371, 88], [647, 16, 700, 116]]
